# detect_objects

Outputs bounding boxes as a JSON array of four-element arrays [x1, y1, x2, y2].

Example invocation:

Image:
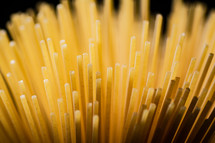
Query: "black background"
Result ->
[[0, 0, 214, 31]]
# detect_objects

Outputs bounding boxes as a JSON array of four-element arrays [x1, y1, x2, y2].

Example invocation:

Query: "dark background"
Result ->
[[0, 0, 214, 31]]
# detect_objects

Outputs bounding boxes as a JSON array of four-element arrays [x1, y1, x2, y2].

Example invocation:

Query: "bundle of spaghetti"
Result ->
[[0, 0, 215, 142]]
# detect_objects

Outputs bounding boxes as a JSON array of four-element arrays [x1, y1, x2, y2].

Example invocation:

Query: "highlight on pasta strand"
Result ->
[[0, 0, 215, 143]]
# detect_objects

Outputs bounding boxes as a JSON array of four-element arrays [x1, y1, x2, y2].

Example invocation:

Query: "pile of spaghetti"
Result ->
[[0, 0, 214, 142]]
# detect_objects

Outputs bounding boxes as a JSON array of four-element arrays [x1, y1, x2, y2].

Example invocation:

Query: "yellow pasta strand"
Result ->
[[0, 0, 214, 143]]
